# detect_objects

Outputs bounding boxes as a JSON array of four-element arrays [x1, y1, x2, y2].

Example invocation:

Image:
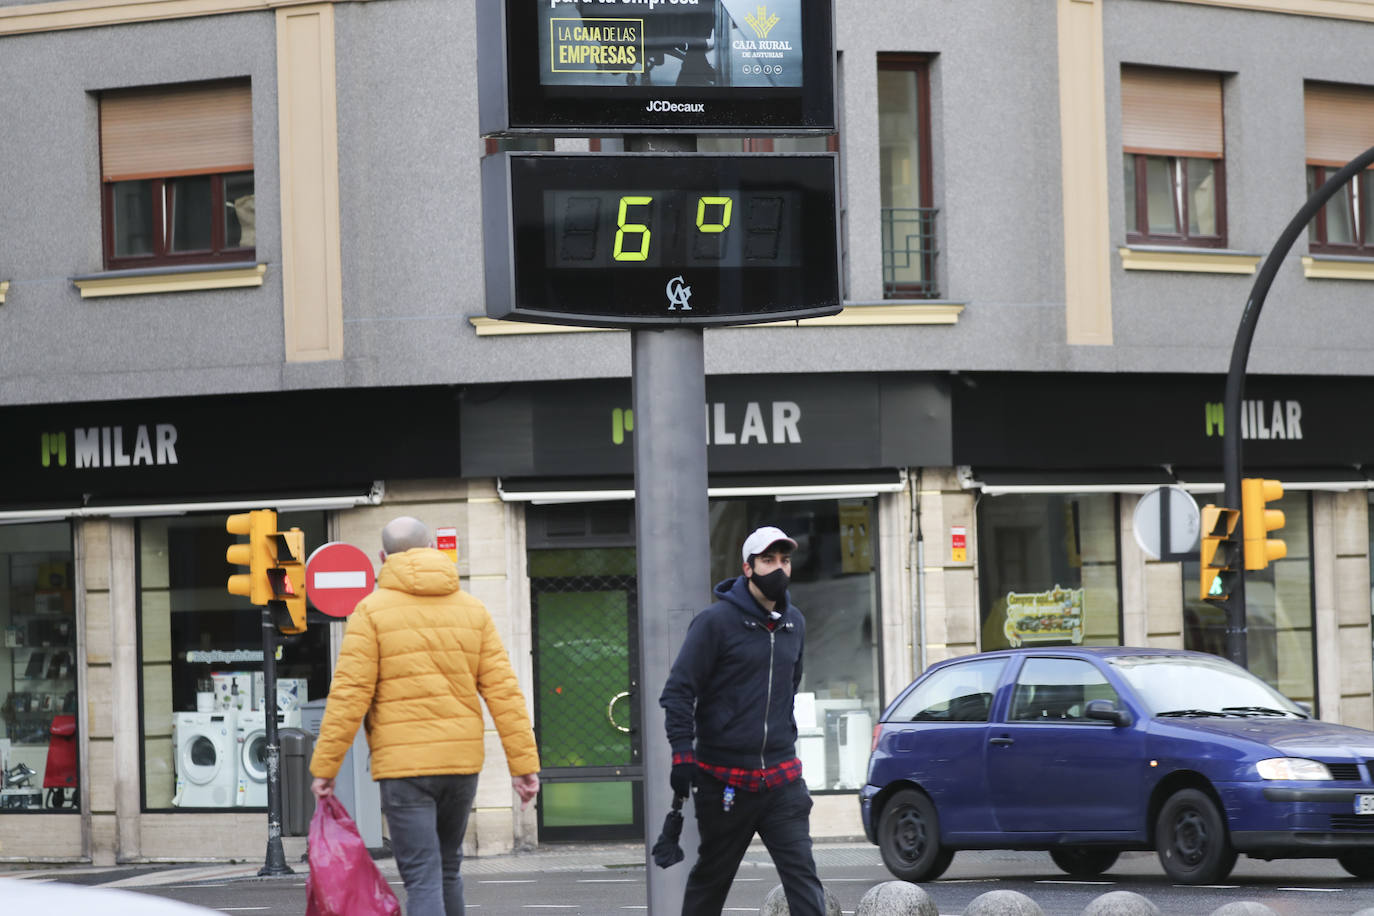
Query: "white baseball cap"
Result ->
[[741, 526, 798, 564]]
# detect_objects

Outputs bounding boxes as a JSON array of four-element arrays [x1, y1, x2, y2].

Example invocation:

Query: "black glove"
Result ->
[[670, 762, 695, 798]]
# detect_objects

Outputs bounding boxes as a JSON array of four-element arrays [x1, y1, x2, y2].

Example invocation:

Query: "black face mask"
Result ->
[[750, 567, 789, 603]]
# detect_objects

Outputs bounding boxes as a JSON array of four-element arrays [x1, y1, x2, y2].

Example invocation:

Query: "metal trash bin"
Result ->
[[281, 727, 314, 837], [300, 699, 383, 849]]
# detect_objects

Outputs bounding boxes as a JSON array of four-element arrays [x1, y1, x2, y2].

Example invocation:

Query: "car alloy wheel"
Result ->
[[1155, 788, 1237, 884], [1048, 847, 1120, 878], [877, 788, 954, 883]]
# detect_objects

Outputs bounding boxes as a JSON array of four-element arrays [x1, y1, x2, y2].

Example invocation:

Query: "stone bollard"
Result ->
[[856, 881, 939, 916], [760, 883, 843, 916], [1208, 904, 1279, 916], [1081, 890, 1161, 915], [962, 889, 1044, 915]]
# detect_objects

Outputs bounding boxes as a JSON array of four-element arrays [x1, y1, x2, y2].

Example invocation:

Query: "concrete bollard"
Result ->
[[856, 880, 939, 916], [962, 889, 1044, 915], [760, 883, 842, 916], [1081, 891, 1161, 915], [1208, 904, 1279, 916]]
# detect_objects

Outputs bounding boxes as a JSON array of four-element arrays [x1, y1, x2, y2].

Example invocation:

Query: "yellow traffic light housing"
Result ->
[[1241, 477, 1286, 571], [227, 509, 277, 606], [1199, 505, 1241, 602], [228, 510, 308, 634], [267, 528, 308, 635]]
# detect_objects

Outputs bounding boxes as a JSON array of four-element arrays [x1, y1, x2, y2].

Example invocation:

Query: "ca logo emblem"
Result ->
[[666, 276, 693, 311]]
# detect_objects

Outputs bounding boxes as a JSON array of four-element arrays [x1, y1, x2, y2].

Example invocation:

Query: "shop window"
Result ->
[[878, 54, 938, 298], [0, 522, 77, 813], [977, 493, 1122, 651], [1181, 491, 1314, 705], [708, 496, 880, 793], [1121, 65, 1227, 247], [1304, 82, 1374, 255], [137, 512, 330, 810], [100, 79, 255, 270]]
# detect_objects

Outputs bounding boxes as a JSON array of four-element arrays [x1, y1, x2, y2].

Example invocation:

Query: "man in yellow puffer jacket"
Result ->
[[310, 516, 540, 916]]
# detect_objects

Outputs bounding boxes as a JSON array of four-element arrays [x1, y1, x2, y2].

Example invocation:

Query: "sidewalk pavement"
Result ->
[[0, 837, 884, 889]]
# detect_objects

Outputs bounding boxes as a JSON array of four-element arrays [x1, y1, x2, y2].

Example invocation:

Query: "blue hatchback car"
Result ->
[[860, 647, 1374, 884]]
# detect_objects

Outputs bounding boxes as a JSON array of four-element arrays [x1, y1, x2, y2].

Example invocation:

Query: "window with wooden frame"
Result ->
[[1121, 66, 1226, 248], [878, 54, 936, 298], [100, 79, 254, 270], [1304, 81, 1374, 256]]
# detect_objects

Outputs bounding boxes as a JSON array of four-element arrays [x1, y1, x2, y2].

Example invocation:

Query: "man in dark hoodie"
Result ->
[[659, 526, 826, 916]]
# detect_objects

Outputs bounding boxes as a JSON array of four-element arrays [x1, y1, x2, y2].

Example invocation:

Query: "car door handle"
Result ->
[[989, 736, 1014, 746]]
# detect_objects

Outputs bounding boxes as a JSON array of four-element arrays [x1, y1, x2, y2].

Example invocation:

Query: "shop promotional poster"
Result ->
[[537, 1, 804, 90]]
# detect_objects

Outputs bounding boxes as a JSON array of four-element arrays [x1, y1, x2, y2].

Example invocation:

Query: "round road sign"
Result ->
[[306, 541, 376, 617], [1132, 486, 1201, 562]]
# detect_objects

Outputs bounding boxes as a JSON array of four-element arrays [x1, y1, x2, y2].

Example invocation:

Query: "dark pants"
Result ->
[[379, 774, 479, 916], [682, 775, 825, 916]]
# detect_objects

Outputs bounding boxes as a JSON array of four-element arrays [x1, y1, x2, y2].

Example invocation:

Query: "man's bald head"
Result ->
[[381, 516, 432, 556]]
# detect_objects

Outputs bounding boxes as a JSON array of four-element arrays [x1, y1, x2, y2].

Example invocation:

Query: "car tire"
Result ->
[[1155, 788, 1237, 884], [1048, 847, 1120, 878], [1337, 850, 1374, 879], [877, 788, 955, 882]]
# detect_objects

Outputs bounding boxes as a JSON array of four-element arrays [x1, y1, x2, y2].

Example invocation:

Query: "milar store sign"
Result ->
[[460, 374, 950, 477], [9, 388, 462, 507]]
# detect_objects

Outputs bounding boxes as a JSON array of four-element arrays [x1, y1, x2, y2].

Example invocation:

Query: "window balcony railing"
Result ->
[[881, 207, 939, 299]]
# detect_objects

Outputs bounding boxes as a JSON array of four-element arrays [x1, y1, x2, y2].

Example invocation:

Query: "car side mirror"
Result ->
[[1294, 701, 1313, 717], [1085, 698, 1132, 727]]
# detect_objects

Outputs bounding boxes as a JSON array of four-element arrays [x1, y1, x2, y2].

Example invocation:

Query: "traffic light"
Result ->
[[227, 510, 308, 634], [226, 509, 276, 606], [267, 527, 308, 635], [1241, 477, 1287, 571], [1199, 504, 1241, 602]]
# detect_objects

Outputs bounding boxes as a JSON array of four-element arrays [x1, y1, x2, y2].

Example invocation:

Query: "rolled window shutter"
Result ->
[[1304, 82, 1374, 168], [1121, 66, 1223, 158], [101, 79, 253, 182]]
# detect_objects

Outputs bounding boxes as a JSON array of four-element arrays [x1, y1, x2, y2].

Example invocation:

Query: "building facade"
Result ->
[[1, 0, 1373, 862]]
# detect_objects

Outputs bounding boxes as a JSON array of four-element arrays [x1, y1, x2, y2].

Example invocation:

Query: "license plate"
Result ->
[[1355, 794, 1374, 815]]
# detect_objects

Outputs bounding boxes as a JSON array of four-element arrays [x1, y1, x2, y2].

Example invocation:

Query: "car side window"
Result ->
[[1009, 657, 1118, 723], [889, 658, 1006, 723]]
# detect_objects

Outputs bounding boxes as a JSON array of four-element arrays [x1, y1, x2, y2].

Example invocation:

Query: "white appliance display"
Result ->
[[235, 708, 302, 807], [172, 711, 237, 807], [835, 709, 874, 789]]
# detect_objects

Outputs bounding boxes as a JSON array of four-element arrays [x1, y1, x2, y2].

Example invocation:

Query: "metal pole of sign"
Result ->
[[1220, 141, 1374, 669], [259, 609, 292, 876], [632, 126, 707, 916]]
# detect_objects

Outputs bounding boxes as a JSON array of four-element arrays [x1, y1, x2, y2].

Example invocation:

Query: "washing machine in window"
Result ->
[[236, 708, 302, 807], [173, 711, 237, 808]]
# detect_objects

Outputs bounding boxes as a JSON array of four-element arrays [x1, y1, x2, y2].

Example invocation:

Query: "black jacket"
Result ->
[[659, 575, 806, 769]]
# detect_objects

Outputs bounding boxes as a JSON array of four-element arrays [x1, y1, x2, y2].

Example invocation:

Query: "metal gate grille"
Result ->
[[532, 573, 639, 772]]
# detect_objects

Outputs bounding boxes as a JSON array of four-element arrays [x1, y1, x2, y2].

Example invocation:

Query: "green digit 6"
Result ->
[[613, 196, 653, 261]]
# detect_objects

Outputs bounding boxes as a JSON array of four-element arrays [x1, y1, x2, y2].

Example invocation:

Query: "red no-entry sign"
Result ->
[[305, 541, 376, 617]]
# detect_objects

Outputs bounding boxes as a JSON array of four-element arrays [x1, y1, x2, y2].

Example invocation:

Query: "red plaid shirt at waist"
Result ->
[[673, 750, 803, 792]]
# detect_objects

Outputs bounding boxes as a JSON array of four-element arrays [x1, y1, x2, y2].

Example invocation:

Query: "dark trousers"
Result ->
[[682, 775, 825, 916], [379, 774, 479, 916]]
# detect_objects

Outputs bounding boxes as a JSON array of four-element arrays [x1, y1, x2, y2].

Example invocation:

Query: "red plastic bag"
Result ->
[[305, 795, 401, 916]]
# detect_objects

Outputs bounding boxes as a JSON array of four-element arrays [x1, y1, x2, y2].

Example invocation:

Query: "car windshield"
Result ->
[[1108, 654, 1306, 717]]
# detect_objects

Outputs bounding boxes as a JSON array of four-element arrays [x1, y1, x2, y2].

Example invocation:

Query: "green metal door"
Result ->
[[531, 548, 642, 841]]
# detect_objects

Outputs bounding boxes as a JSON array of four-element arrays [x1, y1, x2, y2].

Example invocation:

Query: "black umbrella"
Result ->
[[652, 795, 686, 868]]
